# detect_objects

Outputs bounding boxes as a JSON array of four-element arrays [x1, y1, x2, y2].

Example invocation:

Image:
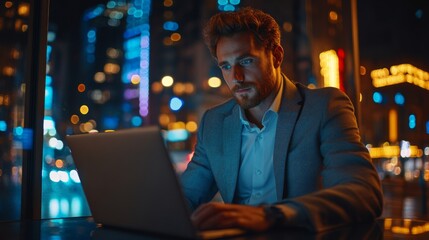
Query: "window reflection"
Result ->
[[0, 0, 31, 221], [43, 0, 153, 218]]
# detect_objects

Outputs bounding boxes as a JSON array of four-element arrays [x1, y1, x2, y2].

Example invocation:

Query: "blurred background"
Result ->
[[1, 0, 428, 224]]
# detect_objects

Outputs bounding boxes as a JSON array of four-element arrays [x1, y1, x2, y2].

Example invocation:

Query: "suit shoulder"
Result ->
[[297, 84, 350, 101]]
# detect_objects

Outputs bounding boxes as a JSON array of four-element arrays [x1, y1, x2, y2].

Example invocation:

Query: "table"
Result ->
[[1, 217, 429, 239]]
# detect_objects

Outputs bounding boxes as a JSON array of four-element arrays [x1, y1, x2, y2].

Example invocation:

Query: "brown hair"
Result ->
[[203, 7, 281, 58]]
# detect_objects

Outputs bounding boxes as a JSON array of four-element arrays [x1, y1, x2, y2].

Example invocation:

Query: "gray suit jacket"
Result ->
[[181, 77, 383, 232]]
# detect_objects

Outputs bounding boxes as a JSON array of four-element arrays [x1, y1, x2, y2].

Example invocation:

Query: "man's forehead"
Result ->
[[215, 33, 258, 61]]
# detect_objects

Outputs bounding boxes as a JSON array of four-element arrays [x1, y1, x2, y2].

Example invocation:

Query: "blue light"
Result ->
[[45, 75, 52, 85], [14, 126, 23, 136], [166, 129, 189, 142], [125, 50, 140, 60], [134, 10, 143, 18], [0, 120, 7, 131], [426, 121, 429, 134], [394, 93, 405, 105], [223, 4, 235, 11], [170, 97, 183, 111], [372, 92, 383, 104], [163, 21, 179, 31], [122, 102, 132, 112], [218, 0, 228, 5], [409, 114, 416, 129], [131, 116, 142, 127], [46, 45, 52, 61], [106, 1, 116, 9], [416, 9, 423, 19], [88, 37, 96, 44], [103, 117, 119, 129], [127, 6, 136, 15], [45, 86, 53, 110], [87, 30, 96, 43], [218, 4, 235, 12], [86, 44, 95, 54], [13, 127, 33, 150], [230, 0, 240, 5], [125, 0, 151, 117], [83, 5, 105, 20], [124, 37, 140, 50]]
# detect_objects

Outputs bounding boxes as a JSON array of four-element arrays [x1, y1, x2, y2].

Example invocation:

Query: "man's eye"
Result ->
[[240, 58, 254, 66], [219, 64, 231, 70]]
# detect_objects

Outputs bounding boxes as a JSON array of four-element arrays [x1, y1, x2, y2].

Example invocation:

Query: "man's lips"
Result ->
[[235, 87, 251, 93], [233, 84, 253, 93]]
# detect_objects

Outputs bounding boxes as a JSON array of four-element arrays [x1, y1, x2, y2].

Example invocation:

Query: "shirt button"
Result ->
[[255, 192, 262, 198], [256, 170, 262, 175], [257, 135, 262, 140]]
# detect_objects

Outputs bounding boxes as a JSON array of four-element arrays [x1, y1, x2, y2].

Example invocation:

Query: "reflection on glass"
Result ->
[[0, 0, 31, 221], [42, 0, 152, 218]]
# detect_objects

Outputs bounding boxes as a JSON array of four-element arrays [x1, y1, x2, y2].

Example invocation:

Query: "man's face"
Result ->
[[216, 32, 280, 110]]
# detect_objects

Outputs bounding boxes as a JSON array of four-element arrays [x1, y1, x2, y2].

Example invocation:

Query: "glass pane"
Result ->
[[42, 0, 152, 218], [0, 1, 32, 221], [42, 0, 238, 218]]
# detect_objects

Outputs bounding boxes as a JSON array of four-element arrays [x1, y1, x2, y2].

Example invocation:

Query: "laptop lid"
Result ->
[[66, 126, 198, 239]]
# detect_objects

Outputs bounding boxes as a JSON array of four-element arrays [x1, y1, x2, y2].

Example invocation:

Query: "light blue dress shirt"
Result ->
[[235, 80, 284, 205]]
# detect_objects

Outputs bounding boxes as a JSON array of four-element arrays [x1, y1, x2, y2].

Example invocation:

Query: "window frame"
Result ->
[[20, 0, 50, 220]]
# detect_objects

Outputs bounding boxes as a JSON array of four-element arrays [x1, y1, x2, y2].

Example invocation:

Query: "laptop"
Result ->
[[66, 126, 245, 239]]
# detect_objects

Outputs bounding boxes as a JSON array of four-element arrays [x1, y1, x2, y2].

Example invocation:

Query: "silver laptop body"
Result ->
[[66, 126, 244, 239]]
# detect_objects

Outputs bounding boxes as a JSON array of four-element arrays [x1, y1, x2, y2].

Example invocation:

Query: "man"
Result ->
[[180, 7, 383, 232]]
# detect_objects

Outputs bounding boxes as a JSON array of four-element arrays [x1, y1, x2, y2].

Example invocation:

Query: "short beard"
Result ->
[[234, 93, 262, 109], [232, 82, 272, 110]]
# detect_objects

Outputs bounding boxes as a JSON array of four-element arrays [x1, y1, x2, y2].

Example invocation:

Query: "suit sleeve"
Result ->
[[279, 88, 383, 232], [180, 111, 219, 211]]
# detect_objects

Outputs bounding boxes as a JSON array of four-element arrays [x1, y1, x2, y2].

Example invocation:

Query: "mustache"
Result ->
[[232, 83, 255, 92]]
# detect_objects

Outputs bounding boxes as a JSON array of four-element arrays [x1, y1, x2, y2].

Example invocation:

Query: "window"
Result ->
[[0, 0, 32, 221], [42, 0, 152, 218]]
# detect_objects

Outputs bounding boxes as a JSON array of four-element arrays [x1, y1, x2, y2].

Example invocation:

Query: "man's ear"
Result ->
[[272, 45, 284, 68]]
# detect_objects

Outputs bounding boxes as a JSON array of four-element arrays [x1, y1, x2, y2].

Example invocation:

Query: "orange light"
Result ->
[[164, 0, 173, 7], [5, 1, 13, 8], [170, 33, 181, 42], [18, 3, 30, 17], [329, 11, 338, 22], [55, 159, 64, 168], [77, 83, 86, 92], [152, 82, 163, 93], [70, 115, 79, 124]]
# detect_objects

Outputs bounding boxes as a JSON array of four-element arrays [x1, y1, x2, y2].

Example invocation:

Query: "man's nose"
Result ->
[[232, 65, 244, 83]]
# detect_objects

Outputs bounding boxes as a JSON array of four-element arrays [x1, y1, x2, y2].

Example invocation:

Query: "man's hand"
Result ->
[[191, 202, 271, 232]]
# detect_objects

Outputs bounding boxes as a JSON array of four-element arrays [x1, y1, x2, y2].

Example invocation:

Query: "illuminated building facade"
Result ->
[[357, 0, 429, 181]]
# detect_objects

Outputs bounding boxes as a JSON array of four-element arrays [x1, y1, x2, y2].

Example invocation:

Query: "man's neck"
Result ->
[[245, 91, 276, 129]]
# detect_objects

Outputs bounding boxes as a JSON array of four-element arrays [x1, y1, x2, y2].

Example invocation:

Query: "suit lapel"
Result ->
[[274, 78, 303, 200], [221, 105, 242, 203]]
